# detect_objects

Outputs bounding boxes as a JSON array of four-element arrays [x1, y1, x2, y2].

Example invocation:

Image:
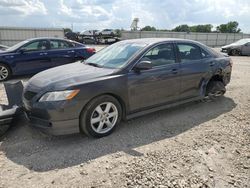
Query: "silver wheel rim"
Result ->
[[90, 102, 118, 134], [0, 66, 8, 81]]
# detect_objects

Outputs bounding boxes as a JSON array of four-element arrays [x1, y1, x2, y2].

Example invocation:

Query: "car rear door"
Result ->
[[176, 42, 213, 99], [14, 40, 51, 74], [48, 39, 76, 67], [127, 42, 181, 112]]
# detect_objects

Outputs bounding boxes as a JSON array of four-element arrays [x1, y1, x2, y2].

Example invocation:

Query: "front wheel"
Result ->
[[80, 95, 122, 138], [206, 81, 226, 100], [0, 64, 11, 81], [230, 49, 240, 56]]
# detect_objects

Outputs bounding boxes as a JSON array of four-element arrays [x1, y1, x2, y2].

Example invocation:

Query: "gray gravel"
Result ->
[[0, 51, 249, 188]]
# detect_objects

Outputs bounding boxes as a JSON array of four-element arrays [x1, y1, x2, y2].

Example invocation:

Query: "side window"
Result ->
[[177, 43, 202, 62], [141, 43, 176, 67], [21, 40, 48, 52], [50, 40, 71, 49], [246, 42, 250, 46], [201, 48, 211, 58]]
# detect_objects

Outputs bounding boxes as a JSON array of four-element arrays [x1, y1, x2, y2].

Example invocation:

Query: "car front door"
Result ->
[[241, 42, 250, 55], [176, 42, 213, 99], [48, 40, 76, 67], [14, 40, 51, 74], [128, 43, 181, 112]]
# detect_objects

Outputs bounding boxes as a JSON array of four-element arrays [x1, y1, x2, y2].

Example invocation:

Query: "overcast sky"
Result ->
[[0, 0, 249, 33]]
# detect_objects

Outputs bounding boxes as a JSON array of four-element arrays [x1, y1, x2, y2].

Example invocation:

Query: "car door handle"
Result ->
[[67, 50, 75, 53], [171, 68, 178, 74], [39, 52, 47, 55]]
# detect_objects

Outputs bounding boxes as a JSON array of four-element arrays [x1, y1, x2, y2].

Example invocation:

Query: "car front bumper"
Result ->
[[23, 98, 85, 135], [25, 112, 79, 135]]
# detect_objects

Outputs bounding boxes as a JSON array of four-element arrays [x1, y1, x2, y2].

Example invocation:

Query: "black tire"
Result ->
[[0, 63, 11, 81], [206, 81, 226, 100], [80, 95, 122, 138], [230, 49, 240, 56]]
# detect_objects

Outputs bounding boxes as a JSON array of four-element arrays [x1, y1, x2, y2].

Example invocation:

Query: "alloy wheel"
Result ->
[[90, 102, 118, 134], [0, 66, 9, 81]]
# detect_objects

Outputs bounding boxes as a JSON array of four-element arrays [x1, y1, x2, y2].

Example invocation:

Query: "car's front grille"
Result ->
[[24, 91, 37, 101]]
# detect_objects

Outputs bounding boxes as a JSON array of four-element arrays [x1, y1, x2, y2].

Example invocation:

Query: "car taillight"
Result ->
[[86, 48, 96, 53]]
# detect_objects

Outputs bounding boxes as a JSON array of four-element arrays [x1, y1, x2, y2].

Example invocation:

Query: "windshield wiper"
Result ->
[[85, 62, 103, 68]]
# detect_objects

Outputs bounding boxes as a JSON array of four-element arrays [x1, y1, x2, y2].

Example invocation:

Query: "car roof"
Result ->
[[121, 38, 203, 45], [26, 37, 70, 41]]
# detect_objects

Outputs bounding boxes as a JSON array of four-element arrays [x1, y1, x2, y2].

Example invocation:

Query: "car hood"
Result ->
[[222, 43, 241, 49], [26, 61, 116, 92]]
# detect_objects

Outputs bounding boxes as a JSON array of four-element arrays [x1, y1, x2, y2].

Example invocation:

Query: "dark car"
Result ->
[[23, 38, 232, 138], [221, 38, 250, 56], [0, 38, 95, 81]]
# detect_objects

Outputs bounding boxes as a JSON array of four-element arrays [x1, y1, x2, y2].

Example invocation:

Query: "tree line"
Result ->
[[141, 21, 241, 33]]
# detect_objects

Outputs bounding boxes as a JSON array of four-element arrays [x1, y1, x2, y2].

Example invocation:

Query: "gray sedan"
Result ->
[[221, 38, 250, 56]]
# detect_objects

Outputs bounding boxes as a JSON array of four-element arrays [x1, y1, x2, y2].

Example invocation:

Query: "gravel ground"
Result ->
[[0, 51, 249, 188]]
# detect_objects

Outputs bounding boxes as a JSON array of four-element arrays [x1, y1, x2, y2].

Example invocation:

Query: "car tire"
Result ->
[[206, 81, 226, 100], [230, 49, 240, 56], [0, 63, 11, 81], [80, 95, 122, 138]]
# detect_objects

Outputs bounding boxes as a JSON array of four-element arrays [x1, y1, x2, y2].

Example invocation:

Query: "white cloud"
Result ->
[[0, 0, 47, 16], [0, 0, 249, 33]]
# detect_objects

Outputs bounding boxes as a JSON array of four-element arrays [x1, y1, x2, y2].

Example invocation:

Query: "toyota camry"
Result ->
[[23, 38, 232, 138]]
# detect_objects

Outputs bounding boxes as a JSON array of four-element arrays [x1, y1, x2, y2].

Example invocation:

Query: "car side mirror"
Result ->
[[134, 61, 153, 72]]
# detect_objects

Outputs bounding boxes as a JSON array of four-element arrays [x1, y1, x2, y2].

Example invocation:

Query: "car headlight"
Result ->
[[39, 89, 80, 102]]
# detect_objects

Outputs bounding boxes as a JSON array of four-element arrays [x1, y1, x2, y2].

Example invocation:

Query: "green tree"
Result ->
[[216, 21, 241, 33], [190, 24, 213, 32], [172, 24, 190, 32], [63, 28, 72, 33], [115, 29, 124, 37], [141, 26, 157, 31]]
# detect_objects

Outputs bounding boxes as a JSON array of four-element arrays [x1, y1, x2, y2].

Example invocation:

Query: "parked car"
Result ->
[[80, 30, 99, 36], [221, 38, 250, 56], [97, 29, 116, 36], [0, 38, 95, 81], [23, 38, 232, 138], [0, 44, 9, 51]]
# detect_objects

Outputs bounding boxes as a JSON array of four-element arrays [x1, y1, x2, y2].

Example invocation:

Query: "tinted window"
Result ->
[[21, 40, 48, 51], [177, 43, 202, 61], [201, 48, 211, 58], [141, 43, 175, 67], [50, 40, 71, 49]]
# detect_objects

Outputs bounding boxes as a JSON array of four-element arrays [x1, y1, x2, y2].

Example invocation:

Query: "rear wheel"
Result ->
[[80, 95, 122, 138], [0, 64, 11, 81], [206, 81, 226, 100]]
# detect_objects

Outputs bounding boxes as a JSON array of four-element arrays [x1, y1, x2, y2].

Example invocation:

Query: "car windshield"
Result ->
[[234, 39, 250, 45], [6, 40, 30, 51], [84, 41, 147, 69]]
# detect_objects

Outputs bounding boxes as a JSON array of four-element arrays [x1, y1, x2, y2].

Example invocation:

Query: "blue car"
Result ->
[[0, 38, 96, 81]]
